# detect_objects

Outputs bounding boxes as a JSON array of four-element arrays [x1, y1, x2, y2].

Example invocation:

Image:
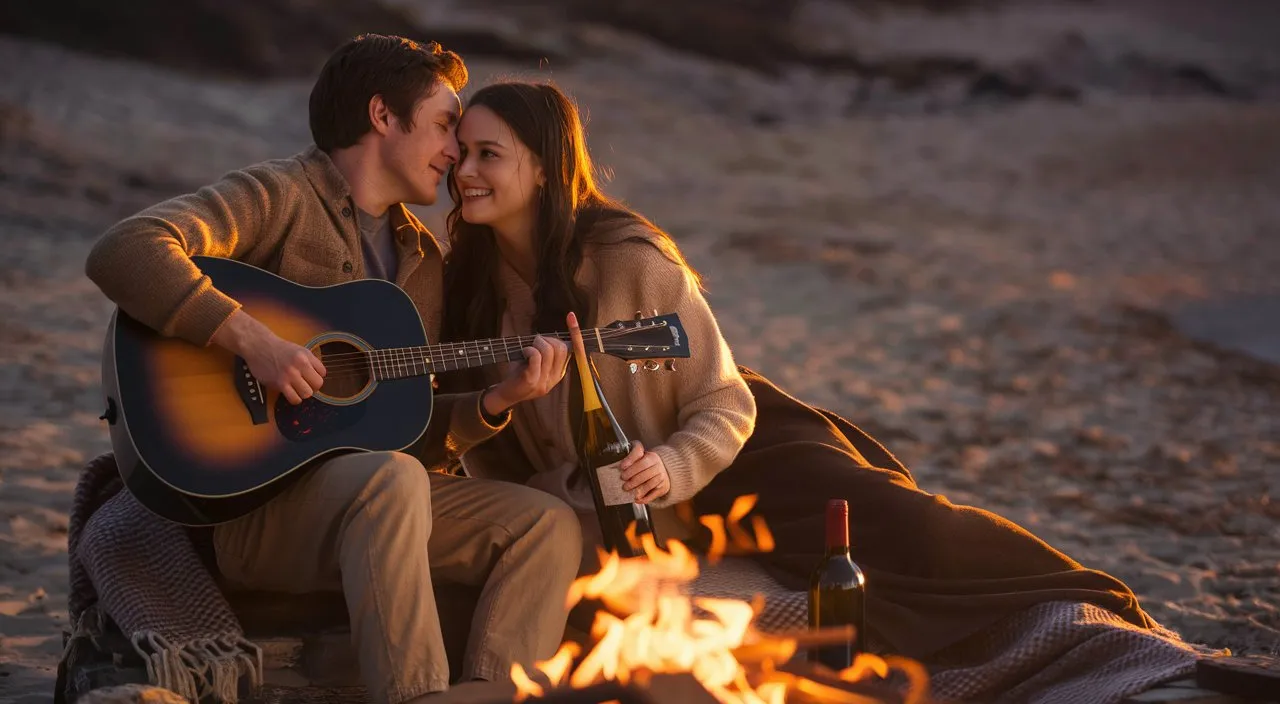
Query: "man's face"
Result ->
[[379, 84, 461, 206]]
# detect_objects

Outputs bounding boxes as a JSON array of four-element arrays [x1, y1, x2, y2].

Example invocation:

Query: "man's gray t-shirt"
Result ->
[[357, 208, 398, 283]]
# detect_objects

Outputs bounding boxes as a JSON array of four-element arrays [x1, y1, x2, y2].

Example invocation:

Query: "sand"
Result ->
[[1, 1, 1277, 701]]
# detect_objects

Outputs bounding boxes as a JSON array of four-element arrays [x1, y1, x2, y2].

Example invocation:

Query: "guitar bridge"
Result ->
[[235, 357, 269, 425]]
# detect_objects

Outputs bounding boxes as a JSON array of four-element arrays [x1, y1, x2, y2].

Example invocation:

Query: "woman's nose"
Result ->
[[456, 154, 476, 179]]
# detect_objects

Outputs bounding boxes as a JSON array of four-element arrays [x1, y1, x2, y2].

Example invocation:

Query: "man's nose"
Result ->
[[443, 138, 460, 164]]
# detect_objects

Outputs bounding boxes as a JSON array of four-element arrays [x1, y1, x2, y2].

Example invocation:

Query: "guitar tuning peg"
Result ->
[[643, 360, 661, 372], [634, 310, 644, 321], [651, 309, 659, 318], [664, 359, 676, 372], [629, 362, 639, 375]]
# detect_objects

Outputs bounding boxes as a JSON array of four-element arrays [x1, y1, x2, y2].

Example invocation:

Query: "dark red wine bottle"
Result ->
[[808, 499, 867, 670]]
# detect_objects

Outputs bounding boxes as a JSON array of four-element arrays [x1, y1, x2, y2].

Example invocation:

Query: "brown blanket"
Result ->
[[690, 366, 1158, 660]]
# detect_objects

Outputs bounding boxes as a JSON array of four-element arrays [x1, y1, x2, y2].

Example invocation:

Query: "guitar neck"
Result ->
[[369, 330, 606, 381]]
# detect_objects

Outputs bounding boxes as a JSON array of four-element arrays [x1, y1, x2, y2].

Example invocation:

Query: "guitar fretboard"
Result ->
[[367, 332, 604, 381]]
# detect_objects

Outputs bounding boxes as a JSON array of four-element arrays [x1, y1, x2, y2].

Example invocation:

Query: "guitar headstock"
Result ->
[[593, 313, 690, 362]]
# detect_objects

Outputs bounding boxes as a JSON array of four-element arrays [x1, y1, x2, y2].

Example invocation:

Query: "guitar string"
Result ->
[[298, 330, 676, 381], [282, 343, 675, 384], [314, 342, 675, 379], [311, 326, 649, 363], [306, 328, 673, 374]]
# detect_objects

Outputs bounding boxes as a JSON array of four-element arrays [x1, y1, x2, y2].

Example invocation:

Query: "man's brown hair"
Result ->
[[309, 34, 467, 152]]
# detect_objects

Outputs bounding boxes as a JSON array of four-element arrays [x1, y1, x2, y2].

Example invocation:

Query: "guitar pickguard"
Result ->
[[275, 396, 367, 442]]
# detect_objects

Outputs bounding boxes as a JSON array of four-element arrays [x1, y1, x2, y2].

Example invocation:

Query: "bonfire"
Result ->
[[511, 496, 930, 704]]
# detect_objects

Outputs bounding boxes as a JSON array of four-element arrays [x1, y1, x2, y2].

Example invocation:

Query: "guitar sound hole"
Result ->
[[314, 340, 372, 400]]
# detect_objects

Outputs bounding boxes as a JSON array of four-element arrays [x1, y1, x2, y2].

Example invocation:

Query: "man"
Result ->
[[84, 34, 580, 703]]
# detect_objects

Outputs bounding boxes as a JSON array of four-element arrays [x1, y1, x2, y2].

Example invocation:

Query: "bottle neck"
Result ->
[[572, 344, 602, 413], [825, 501, 850, 554]]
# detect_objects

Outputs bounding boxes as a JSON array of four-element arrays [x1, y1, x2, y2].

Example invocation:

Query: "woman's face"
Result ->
[[454, 104, 544, 236]]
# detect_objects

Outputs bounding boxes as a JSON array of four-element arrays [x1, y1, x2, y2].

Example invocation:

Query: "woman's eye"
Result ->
[[481, 149, 497, 159]]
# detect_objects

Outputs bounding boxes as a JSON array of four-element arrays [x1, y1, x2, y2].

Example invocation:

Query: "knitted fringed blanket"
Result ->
[[66, 453, 262, 702], [693, 557, 1203, 704]]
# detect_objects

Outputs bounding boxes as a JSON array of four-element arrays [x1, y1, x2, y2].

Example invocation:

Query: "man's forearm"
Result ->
[[210, 309, 262, 356], [85, 167, 277, 346]]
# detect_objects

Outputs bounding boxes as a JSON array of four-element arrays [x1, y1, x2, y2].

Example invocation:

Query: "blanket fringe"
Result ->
[[132, 631, 263, 703]]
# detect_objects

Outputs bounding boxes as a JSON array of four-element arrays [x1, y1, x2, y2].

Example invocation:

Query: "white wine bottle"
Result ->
[[568, 313, 654, 558]]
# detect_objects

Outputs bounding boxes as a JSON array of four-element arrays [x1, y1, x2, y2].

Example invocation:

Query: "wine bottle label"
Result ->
[[595, 461, 633, 506]]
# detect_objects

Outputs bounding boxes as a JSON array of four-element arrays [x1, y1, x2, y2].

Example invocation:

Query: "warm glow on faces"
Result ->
[[376, 84, 461, 206], [454, 104, 545, 240]]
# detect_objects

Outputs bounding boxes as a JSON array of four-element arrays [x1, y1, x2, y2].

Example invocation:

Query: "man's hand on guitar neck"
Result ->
[[212, 309, 328, 405]]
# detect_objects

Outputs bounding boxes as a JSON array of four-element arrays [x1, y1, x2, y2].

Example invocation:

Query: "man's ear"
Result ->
[[368, 95, 392, 136]]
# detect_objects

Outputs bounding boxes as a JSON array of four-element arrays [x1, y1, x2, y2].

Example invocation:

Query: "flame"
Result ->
[[842, 655, 931, 704], [512, 497, 930, 704]]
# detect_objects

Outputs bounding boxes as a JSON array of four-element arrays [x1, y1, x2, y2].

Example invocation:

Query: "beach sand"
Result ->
[[1, 1, 1277, 700]]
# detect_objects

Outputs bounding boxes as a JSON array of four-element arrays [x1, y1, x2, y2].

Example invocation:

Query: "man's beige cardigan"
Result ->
[[84, 145, 506, 465]]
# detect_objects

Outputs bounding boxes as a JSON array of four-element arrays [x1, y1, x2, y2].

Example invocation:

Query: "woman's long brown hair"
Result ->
[[440, 82, 698, 351]]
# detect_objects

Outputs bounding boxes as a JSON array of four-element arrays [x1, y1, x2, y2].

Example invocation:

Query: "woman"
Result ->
[[439, 82, 1200, 697], [439, 81, 757, 533]]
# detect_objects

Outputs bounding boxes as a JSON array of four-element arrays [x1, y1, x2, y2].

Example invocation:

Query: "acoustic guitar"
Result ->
[[99, 255, 688, 526]]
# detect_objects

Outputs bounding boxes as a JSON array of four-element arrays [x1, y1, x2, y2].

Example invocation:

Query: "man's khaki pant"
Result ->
[[211, 451, 582, 704]]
